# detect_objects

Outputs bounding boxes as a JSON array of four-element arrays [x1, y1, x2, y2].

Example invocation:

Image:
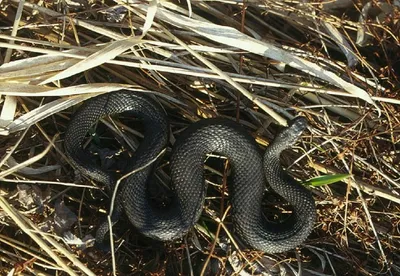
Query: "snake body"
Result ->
[[64, 91, 315, 253]]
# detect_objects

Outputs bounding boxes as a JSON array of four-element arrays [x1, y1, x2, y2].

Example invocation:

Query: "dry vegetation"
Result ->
[[0, 0, 399, 275]]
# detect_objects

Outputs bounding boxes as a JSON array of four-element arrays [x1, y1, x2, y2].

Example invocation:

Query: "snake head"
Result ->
[[273, 117, 308, 148]]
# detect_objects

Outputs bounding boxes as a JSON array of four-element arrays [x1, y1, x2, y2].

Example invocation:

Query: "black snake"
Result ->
[[64, 90, 315, 253]]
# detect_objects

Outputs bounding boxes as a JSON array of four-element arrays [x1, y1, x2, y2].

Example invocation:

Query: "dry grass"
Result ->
[[0, 0, 399, 275]]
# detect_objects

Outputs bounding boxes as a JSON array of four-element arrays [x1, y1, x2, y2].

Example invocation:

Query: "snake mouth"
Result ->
[[288, 117, 308, 132], [272, 117, 308, 147]]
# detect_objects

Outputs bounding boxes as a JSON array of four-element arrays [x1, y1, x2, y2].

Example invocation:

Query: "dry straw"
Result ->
[[0, 0, 399, 275]]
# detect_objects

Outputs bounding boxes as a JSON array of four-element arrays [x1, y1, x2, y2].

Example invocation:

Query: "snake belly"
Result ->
[[64, 90, 315, 253]]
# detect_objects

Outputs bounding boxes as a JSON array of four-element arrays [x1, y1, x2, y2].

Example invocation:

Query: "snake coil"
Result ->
[[64, 91, 315, 253]]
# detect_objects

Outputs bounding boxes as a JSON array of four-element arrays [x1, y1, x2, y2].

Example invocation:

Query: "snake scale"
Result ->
[[64, 90, 315, 253]]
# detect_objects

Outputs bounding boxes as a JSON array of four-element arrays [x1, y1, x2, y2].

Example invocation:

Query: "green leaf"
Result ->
[[303, 174, 351, 187], [195, 219, 216, 240]]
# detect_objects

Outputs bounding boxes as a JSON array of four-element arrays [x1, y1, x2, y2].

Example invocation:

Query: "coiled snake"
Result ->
[[64, 91, 315, 253]]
